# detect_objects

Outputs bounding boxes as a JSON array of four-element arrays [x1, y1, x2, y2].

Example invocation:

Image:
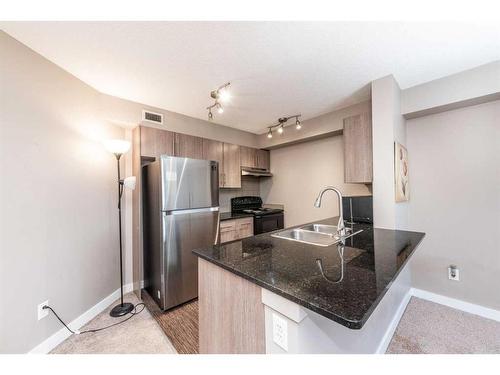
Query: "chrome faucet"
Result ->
[[314, 186, 346, 237]]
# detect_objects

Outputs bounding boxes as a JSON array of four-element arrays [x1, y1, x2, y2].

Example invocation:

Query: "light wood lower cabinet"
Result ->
[[237, 218, 254, 238], [199, 258, 265, 354], [219, 217, 254, 243]]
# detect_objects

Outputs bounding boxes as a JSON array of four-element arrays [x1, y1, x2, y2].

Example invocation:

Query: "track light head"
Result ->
[[295, 117, 302, 130], [267, 128, 273, 138], [218, 89, 231, 104], [208, 109, 213, 121], [277, 124, 284, 134], [217, 103, 224, 114]]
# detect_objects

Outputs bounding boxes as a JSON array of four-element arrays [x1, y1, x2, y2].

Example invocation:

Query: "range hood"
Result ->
[[241, 167, 273, 177]]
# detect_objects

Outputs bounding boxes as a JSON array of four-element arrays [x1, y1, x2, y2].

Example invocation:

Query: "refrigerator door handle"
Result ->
[[214, 211, 220, 245], [164, 207, 219, 216]]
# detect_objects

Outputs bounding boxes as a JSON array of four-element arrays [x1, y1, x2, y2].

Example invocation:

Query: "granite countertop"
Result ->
[[220, 211, 254, 221], [193, 217, 425, 329]]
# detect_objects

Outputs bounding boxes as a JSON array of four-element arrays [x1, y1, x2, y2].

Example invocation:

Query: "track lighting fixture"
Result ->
[[266, 114, 302, 138], [206, 82, 230, 121]]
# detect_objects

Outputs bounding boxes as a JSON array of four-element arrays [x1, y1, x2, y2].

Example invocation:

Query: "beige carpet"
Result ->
[[142, 290, 199, 354], [51, 293, 177, 354], [387, 297, 500, 354]]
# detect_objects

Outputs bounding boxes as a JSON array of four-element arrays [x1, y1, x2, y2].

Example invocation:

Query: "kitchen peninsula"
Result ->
[[193, 217, 425, 354]]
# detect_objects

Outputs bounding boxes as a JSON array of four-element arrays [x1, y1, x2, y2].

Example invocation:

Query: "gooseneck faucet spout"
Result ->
[[314, 186, 346, 236]]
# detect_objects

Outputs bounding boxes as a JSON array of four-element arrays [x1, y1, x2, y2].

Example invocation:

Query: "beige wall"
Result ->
[[100, 94, 259, 148], [0, 31, 259, 353], [260, 136, 371, 228], [371, 75, 408, 230], [0, 31, 125, 353], [407, 100, 500, 310]]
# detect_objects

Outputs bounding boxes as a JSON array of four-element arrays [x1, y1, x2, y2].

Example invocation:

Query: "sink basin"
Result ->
[[271, 228, 338, 247], [299, 223, 342, 235], [271, 223, 363, 247]]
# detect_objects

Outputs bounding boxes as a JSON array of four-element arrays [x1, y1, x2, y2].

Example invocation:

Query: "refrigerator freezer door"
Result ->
[[161, 208, 220, 310], [160, 156, 219, 211]]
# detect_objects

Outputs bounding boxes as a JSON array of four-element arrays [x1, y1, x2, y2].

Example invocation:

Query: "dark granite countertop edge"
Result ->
[[193, 229, 426, 330], [194, 248, 363, 329], [219, 212, 254, 221], [345, 231, 426, 328]]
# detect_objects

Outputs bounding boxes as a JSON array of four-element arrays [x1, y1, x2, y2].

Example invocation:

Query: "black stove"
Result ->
[[231, 196, 284, 234]]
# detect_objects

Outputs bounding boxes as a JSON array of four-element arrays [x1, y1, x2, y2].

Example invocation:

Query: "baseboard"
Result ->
[[28, 283, 134, 354], [410, 288, 500, 323], [376, 290, 412, 354]]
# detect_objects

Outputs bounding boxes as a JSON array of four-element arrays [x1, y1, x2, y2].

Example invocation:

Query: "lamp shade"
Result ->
[[104, 139, 131, 155], [123, 176, 137, 190]]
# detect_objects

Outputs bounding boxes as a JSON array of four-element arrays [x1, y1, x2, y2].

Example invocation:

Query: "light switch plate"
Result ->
[[37, 300, 49, 320], [272, 313, 288, 351]]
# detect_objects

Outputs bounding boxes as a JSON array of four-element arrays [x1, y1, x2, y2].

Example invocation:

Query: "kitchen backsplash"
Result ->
[[219, 176, 260, 212]]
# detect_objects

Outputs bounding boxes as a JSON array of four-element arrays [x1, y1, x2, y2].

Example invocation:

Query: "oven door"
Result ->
[[254, 212, 284, 234]]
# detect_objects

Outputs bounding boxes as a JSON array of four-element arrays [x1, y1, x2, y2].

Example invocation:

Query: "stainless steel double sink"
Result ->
[[271, 223, 362, 247]]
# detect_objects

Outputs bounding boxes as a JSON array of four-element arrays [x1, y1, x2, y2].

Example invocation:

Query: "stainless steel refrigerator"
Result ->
[[142, 155, 219, 310]]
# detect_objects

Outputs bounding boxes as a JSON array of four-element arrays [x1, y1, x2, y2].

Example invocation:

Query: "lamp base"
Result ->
[[109, 302, 134, 317]]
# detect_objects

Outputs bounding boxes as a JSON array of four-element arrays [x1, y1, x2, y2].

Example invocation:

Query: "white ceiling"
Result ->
[[2, 22, 500, 134]]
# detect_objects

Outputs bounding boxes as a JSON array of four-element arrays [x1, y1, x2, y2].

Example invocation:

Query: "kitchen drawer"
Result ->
[[236, 217, 254, 239], [220, 229, 237, 243], [220, 217, 254, 243], [220, 220, 236, 232], [220, 220, 236, 243]]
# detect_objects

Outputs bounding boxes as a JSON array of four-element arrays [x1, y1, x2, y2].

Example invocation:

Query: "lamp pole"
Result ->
[[109, 152, 134, 317]]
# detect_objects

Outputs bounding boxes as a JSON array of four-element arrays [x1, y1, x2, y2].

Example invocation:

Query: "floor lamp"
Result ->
[[104, 139, 136, 317]]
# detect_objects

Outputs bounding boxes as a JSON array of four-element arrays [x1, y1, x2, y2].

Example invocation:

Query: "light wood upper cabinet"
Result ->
[[343, 113, 373, 184], [240, 146, 257, 168], [174, 133, 203, 159], [222, 143, 241, 188], [138, 126, 268, 188], [241, 146, 270, 171], [256, 149, 270, 171], [140, 126, 174, 158], [202, 139, 224, 188]]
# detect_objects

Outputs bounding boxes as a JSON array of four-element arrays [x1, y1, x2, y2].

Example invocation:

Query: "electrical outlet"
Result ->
[[37, 300, 49, 320], [272, 313, 288, 351], [448, 265, 459, 281]]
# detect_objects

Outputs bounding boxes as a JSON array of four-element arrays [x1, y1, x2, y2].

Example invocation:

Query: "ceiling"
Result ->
[[2, 21, 500, 134]]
